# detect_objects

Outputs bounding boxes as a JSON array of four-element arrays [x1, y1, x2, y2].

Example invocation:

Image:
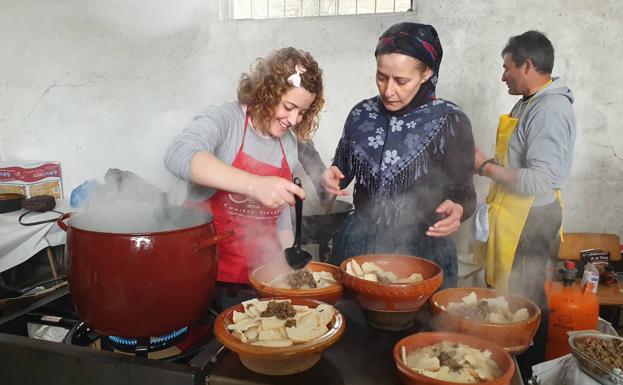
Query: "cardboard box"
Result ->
[[0, 160, 63, 199]]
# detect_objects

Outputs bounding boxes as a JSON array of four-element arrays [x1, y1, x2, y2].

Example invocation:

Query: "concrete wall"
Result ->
[[1, 0, 621, 239]]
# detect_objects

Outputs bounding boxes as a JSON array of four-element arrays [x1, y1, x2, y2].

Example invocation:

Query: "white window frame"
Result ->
[[220, 0, 415, 20]]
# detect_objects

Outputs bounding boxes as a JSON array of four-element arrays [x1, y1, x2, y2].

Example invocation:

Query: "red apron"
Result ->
[[204, 111, 292, 284]]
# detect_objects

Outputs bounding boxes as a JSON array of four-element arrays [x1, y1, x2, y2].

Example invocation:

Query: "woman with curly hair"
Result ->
[[165, 47, 324, 284], [322, 23, 475, 288]]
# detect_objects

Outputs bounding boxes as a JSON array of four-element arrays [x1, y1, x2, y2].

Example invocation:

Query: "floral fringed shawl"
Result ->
[[333, 96, 475, 225]]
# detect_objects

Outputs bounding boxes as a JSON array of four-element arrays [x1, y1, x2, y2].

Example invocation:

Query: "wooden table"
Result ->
[[596, 283, 623, 306], [595, 283, 623, 331]]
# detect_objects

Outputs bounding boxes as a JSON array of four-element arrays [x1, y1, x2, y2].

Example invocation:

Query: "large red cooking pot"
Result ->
[[58, 205, 232, 338]]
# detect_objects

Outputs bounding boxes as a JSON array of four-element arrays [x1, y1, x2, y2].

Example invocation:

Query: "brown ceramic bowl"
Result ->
[[213, 298, 345, 375], [429, 287, 541, 354], [393, 332, 515, 385], [339, 254, 443, 331], [249, 261, 343, 305]]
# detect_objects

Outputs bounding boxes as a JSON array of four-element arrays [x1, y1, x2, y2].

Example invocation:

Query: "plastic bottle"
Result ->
[[544, 260, 599, 360], [581, 262, 600, 293]]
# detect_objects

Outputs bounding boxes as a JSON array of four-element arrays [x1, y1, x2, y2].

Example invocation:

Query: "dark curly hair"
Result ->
[[237, 47, 324, 141]]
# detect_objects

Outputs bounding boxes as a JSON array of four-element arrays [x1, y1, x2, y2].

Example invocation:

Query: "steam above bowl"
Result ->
[[429, 287, 541, 354]]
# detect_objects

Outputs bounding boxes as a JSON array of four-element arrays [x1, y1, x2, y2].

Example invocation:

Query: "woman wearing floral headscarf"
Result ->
[[322, 23, 475, 287]]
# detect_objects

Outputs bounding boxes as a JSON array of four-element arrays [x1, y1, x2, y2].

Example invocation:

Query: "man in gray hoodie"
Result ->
[[474, 30, 576, 377]]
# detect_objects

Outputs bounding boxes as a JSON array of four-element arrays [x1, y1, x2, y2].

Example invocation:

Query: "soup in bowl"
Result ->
[[393, 332, 515, 385], [250, 261, 343, 304], [429, 287, 541, 354], [214, 297, 345, 375], [339, 254, 443, 330]]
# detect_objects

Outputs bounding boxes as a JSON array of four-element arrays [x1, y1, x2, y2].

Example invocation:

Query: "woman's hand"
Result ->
[[474, 147, 488, 172], [426, 199, 463, 237], [249, 175, 305, 208], [321, 166, 350, 196]]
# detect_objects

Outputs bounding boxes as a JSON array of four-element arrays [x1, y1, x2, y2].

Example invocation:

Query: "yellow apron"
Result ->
[[484, 114, 534, 290], [483, 117, 565, 290]]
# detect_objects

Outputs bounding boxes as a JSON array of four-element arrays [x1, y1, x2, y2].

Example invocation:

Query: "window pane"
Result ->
[[397, 0, 412, 11], [338, 0, 357, 15], [319, 0, 337, 16], [284, 0, 301, 18], [319, 0, 337, 15], [376, 0, 396, 13], [302, 0, 320, 17], [267, 0, 283, 18], [357, 0, 376, 14], [252, 0, 268, 19], [232, 0, 252, 19]]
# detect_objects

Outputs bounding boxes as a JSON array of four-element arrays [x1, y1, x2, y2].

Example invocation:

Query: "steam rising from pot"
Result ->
[[70, 169, 210, 233]]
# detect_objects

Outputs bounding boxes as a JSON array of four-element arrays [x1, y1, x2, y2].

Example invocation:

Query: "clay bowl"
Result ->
[[339, 254, 443, 331], [393, 332, 515, 385], [213, 298, 345, 375], [429, 287, 541, 355], [249, 261, 343, 305]]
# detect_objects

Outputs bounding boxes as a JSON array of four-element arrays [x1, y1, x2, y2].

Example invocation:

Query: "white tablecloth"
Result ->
[[0, 199, 73, 273]]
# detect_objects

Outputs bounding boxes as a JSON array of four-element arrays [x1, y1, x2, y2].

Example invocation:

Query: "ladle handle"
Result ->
[[293, 177, 303, 248]]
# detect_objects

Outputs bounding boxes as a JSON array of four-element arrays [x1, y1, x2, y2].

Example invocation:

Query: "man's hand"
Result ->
[[426, 199, 463, 237], [474, 147, 488, 172]]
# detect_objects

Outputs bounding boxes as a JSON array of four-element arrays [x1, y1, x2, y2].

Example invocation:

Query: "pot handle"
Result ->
[[197, 229, 234, 250], [57, 212, 74, 232]]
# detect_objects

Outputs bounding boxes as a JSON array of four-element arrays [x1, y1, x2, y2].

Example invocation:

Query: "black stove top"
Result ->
[[0, 283, 437, 385], [0, 284, 242, 385]]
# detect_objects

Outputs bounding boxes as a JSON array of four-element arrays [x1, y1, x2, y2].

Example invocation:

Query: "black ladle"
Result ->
[[284, 177, 313, 270]]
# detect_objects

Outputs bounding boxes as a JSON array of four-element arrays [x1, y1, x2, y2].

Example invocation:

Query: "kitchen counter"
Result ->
[[209, 291, 525, 385]]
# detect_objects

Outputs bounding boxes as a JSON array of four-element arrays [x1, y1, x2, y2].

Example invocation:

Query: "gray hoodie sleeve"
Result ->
[[516, 95, 575, 196], [164, 102, 296, 234], [164, 106, 228, 183]]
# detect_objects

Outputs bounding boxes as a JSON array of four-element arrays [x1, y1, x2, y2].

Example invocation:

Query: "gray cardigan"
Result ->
[[164, 102, 298, 230]]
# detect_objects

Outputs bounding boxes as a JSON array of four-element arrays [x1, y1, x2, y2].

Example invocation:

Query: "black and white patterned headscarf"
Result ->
[[375, 22, 443, 98]]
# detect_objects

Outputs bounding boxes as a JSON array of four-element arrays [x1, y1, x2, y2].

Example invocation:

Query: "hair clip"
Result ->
[[287, 64, 307, 88]]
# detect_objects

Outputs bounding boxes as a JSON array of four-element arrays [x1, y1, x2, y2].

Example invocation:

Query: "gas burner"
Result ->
[[66, 320, 213, 361], [106, 326, 189, 353]]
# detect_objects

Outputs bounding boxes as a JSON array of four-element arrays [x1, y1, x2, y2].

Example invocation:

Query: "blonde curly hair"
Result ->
[[237, 47, 324, 141]]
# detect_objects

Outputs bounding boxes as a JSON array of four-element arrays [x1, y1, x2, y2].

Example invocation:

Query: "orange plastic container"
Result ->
[[544, 261, 599, 360]]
